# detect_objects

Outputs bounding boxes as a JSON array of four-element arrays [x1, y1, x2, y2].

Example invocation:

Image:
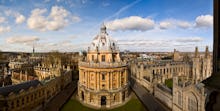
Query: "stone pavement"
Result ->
[[131, 78, 171, 111], [42, 81, 77, 111]]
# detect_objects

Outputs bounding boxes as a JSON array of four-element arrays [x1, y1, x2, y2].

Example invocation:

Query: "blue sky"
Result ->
[[0, 0, 213, 52]]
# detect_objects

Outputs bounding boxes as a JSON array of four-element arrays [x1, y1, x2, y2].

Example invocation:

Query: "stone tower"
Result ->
[[192, 46, 201, 83], [173, 49, 180, 61], [202, 46, 212, 80], [78, 24, 130, 108]]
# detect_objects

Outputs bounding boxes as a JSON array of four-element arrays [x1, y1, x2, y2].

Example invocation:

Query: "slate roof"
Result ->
[[0, 80, 42, 97]]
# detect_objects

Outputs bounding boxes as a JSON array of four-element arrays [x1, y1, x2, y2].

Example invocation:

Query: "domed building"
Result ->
[[78, 24, 130, 108]]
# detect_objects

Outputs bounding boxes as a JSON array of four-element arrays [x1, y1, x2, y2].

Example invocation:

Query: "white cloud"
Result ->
[[177, 21, 192, 29], [159, 21, 172, 29], [106, 16, 155, 31], [0, 26, 10, 33], [175, 37, 203, 42], [27, 8, 47, 31], [15, 14, 26, 24], [195, 14, 213, 28], [6, 36, 40, 44], [0, 17, 6, 23], [4, 10, 26, 24], [159, 19, 194, 29], [27, 6, 80, 31]]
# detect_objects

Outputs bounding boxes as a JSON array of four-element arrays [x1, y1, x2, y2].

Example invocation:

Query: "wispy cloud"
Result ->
[[0, 16, 6, 23], [175, 37, 203, 42], [6, 36, 40, 44], [105, 0, 142, 21], [0, 26, 10, 33], [116, 36, 204, 52]]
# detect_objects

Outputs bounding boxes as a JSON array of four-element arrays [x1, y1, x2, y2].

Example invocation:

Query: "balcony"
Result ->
[[79, 61, 127, 68]]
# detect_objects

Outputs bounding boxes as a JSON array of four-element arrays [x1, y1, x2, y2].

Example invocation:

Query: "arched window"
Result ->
[[188, 94, 198, 111]]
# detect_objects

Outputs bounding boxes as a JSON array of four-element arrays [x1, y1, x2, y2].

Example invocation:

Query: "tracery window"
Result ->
[[188, 96, 198, 111]]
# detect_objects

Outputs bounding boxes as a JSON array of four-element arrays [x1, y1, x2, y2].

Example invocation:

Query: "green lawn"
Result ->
[[61, 93, 147, 111], [165, 79, 173, 89]]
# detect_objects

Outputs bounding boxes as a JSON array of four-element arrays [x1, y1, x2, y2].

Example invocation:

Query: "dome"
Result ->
[[88, 24, 119, 52]]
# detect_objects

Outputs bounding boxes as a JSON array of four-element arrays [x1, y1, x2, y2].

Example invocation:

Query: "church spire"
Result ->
[[33, 44, 35, 54], [195, 46, 199, 58], [205, 46, 210, 58], [32, 42, 35, 56]]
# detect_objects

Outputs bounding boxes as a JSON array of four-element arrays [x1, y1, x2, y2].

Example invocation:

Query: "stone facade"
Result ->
[[78, 25, 130, 108], [130, 46, 212, 111], [0, 53, 76, 111], [0, 67, 72, 111]]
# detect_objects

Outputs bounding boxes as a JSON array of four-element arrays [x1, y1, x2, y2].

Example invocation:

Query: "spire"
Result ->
[[195, 46, 199, 58], [205, 46, 210, 58], [33, 43, 35, 54], [32, 42, 35, 56], [100, 23, 107, 33]]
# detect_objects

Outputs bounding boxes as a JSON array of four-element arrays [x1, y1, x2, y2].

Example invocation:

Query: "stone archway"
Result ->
[[101, 96, 106, 106]]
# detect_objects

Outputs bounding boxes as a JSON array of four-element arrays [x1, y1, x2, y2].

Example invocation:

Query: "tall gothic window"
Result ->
[[188, 96, 198, 111], [101, 55, 105, 62]]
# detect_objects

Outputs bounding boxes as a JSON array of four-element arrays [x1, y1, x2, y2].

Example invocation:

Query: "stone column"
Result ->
[[95, 72, 97, 90], [119, 71, 121, 87], [88, 72, 90, 89], [117, 72, 119, 88], [125, 70, 127, 83], [110, 72, 113, 89], [86, 71, 89, 88], [119, 92, 122, 103], [98, 72, 100, 90], [20, 71, 22, 81], [107, 72, 109, 90]]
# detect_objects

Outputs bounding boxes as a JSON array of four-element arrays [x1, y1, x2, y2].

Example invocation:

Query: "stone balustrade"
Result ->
[[79, 61, 127, 68]]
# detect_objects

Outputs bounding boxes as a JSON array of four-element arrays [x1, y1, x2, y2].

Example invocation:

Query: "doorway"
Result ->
[[101, 96, 106, 105], [81, 91, 84, 101]]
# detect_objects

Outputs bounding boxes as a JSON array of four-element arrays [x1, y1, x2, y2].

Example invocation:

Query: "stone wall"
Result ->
[[140, 78, 153, 93], [154, 84, 172, 109]]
